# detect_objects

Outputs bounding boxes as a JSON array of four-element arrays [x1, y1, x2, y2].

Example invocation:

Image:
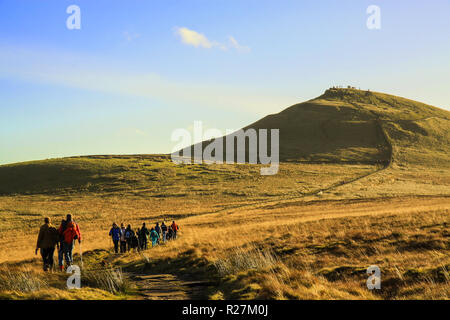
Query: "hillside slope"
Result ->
[[185, 88, 450, 166], [0, 88, 449, 196]]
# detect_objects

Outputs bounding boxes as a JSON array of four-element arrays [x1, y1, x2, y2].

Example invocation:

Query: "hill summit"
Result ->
[[186, 87, 450, 166]]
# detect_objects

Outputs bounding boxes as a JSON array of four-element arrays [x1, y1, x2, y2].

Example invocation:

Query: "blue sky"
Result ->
[[1, 0, 449, 164]]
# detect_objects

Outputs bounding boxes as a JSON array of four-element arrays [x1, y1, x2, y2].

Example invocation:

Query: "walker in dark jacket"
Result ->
[[109, 223, 122, 253], [36, 217, 59, 271]]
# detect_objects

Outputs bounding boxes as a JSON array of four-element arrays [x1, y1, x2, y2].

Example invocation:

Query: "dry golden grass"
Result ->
[[106, 196, 449, 300], [0, 162, 378, 263], [154, 197, 449, 299], [0, 259, 131, 300], [0, 161, 448, 300]]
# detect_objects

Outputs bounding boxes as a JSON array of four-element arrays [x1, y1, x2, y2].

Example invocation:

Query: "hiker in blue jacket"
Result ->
[[150, 228, 159, 247], [109, 223, 122, 254]]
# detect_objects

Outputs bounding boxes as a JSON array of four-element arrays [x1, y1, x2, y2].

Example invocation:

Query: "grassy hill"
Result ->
[[0, 155, 375, 197], [0, 88, 449, 196], [185, 88, 450, 165]]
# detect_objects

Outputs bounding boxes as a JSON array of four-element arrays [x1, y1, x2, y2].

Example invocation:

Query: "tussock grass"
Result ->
[[82, 268, 130, 294], [213, 246, 279, 276], [0, 267, 47, 293]]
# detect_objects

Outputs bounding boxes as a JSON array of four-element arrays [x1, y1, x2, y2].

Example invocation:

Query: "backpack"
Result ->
[[125, 229, 134, 239], [151, 230, 159, 240], [59, 220, 68, 242], [63, 221, 79, 244]]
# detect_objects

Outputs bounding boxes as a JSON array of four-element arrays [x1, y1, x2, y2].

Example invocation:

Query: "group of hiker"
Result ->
[[35, 214, 180, 271], [108, 221, 179, 254], [35, 214, 82, 272]]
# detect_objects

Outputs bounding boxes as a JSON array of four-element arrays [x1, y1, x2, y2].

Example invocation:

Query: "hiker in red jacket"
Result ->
[[171, 221, 179, 239], [58, 214, 81, 269]]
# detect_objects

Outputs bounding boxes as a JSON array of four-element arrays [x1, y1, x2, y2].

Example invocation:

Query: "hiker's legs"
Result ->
[[58, 245, 64, 270], [45, 247, 55, 271], [162, 231, 166, 242], [62, 243, 69, 265], [113, 240, 119, 253], [49, 247, 55, 270], [42, 248, 54, 271], [63, 242, 74, 265], [126, 240, 131, 252], [40, 248, 48, 271], [174, 230, 177, 239], [120, 241, 126, 253], [68, 243, 73, 264]]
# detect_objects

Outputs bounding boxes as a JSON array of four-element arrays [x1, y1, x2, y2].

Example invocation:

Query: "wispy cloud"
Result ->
[[116, 127, 147, 138], [174, 27, 249, 52], [0, 44, 292, 116], [227, 36, 250, 53], [123, 31, 141, 42]]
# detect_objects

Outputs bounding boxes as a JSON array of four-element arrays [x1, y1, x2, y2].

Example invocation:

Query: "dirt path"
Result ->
[[131, 274, 210, 300]]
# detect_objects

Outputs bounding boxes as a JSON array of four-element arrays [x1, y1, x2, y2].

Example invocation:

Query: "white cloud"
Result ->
[[174, 27, 215, 49], [174, 27, 249, 52]]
